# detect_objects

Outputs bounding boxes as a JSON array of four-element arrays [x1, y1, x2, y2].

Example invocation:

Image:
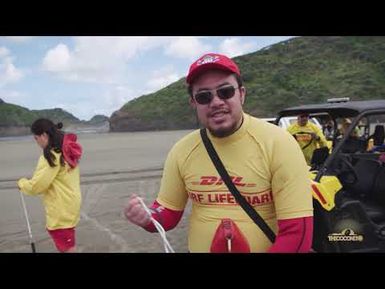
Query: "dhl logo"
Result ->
[[199, 176, 246, 186], [295, 134, 312, 142]]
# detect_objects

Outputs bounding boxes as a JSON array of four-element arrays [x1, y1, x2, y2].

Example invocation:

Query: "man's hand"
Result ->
[[124, 194, 152, 228], [310, 133, 320, 141]]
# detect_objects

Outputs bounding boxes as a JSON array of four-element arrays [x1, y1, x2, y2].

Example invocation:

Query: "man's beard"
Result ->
[[208, 116, 244, 138]]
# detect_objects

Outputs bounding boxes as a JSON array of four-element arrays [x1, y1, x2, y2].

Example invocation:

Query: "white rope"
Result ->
[[137, 197, 175, 253]]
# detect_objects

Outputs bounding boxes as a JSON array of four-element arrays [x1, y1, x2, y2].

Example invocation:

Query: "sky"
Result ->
[[0, 36, 293, 121]]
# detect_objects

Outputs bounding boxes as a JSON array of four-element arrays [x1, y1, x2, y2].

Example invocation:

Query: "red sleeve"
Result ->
[[268, 216, 313, 253], [143, 200, 184, 233]]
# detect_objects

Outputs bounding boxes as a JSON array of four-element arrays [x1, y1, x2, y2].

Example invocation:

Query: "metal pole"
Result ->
[[19, 191, 36, 253]]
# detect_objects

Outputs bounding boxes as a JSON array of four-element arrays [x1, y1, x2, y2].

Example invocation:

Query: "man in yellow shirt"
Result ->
[[287, 113, 328, 165], [124, 53, 313, 253]]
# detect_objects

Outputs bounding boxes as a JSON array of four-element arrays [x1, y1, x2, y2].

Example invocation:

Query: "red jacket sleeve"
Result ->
[[143, 200, 184, 232], [268, 216, 313, 253]]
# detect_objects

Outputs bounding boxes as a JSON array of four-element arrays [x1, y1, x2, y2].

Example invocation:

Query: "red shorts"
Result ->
[[47, 227, 76, 252]]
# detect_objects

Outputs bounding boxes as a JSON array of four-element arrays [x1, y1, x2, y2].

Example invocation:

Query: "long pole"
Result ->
[[19, 191, 36, 253]]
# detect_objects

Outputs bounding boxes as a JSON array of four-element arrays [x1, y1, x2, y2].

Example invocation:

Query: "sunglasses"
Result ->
[[193, 85, 239, 105]]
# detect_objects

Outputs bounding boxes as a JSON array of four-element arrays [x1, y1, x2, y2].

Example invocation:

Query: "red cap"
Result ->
[[186, 53, 240, 85]]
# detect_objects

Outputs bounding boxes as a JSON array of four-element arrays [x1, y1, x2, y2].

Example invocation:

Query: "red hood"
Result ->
[[62, 133, 82, 168]]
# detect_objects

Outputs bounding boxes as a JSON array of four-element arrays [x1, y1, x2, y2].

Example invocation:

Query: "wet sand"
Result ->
[[0, 130, 193, 253]]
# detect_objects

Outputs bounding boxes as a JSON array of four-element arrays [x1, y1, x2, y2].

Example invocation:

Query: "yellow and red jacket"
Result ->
[[18, 150, 81, 230]]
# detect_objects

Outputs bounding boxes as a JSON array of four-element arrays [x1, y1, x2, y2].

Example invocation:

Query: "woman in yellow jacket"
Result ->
[[17, 118, 82, 253]]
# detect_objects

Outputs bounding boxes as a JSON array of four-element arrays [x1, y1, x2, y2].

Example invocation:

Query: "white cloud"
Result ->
[[164, 37, 212, 60], [2, 62, 23, 82], [0, 89, 27, 105], [218, 37, 257, 57], [102, 85, 134, 113], [146, 66, 180, 92], [0, 54, 24, 87], [0, 47, 10, 58], [42, 43, 71, 72], [41, 37, 175, 84], [146, 73, 179, 91], [55, 85, 136, 120]]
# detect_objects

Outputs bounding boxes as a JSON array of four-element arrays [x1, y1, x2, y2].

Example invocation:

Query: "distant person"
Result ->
[[124, 53, 313, 253], [339, 118, 359, 139], [322, 120, 335, 140], [367, 124, 385, 152], [287, 113, 328, 165], [17, 119, 82, 253]]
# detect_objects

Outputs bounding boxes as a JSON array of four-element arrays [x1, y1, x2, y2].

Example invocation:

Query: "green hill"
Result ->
[[31, 108, 81, 125], [0, 102, 38, 127], [110, 36, 385, 131], [87, 114, 109, 125], [0, 102, 80, 128], [0, 100, 109, 136]]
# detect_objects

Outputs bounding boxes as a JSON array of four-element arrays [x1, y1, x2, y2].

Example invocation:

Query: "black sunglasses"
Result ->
[[193, 85, 239, 105]]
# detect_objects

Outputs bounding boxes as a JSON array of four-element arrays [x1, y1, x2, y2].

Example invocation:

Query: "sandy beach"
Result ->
[[0, 130, 193, 253]]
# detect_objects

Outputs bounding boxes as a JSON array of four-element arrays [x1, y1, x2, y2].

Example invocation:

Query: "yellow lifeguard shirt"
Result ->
[[287, 122, 328, 165], [157, 113, 313, 252]]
